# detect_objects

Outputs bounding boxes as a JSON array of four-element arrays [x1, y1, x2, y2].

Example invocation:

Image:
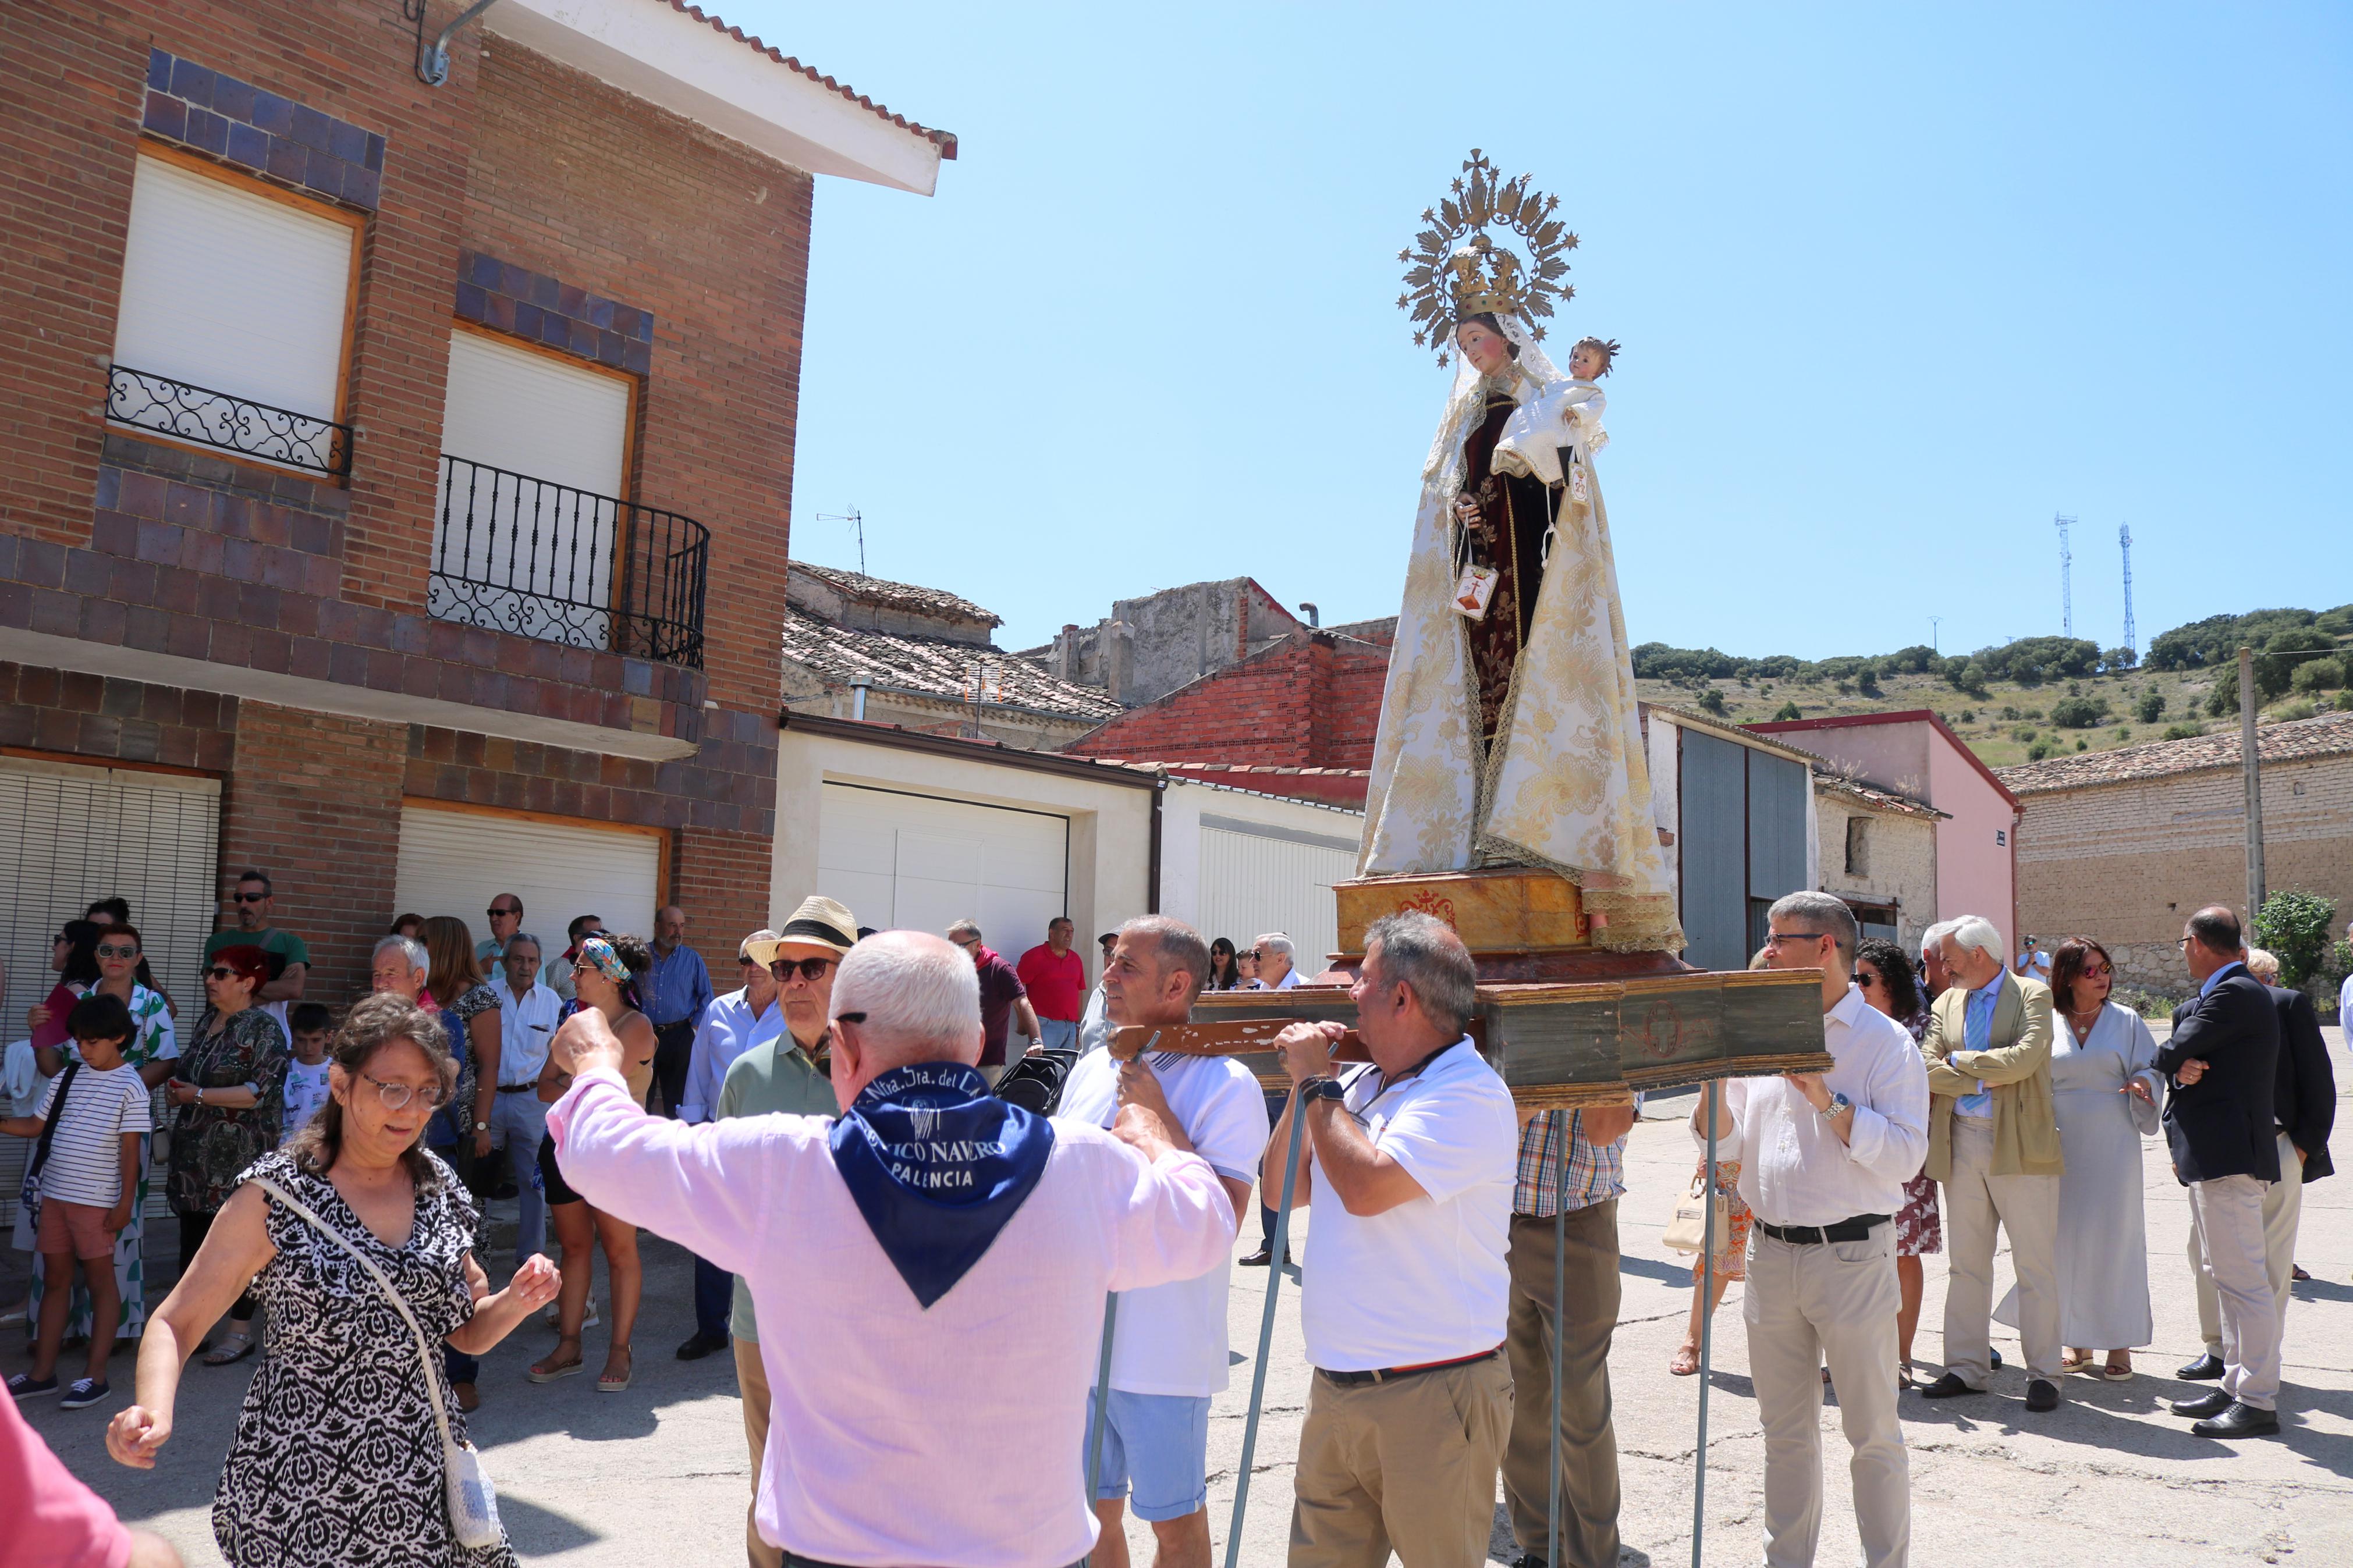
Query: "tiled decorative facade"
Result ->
[[140, 48, 385, 211], [455, 249, 655, 376]]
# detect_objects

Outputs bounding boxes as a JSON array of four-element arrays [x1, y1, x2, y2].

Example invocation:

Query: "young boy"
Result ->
[[280, 1000, 335, 1148], [2, 994, 152, 1409]]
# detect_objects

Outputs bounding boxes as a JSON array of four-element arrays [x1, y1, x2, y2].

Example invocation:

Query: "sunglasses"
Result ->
[[233, 891, 269, 904], [772, 956, 837, 983], [487, 907, 519, 920], [205, 965, 241, 981], [95, 944, 141, 959]]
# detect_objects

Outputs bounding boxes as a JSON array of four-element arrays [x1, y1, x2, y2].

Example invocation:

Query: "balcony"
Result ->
[[427, 454, 709, 670], [106, 363, 353, 479]]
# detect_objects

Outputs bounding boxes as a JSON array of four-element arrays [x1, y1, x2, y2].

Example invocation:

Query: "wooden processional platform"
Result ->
[[1126, 867, 1830, 1107]]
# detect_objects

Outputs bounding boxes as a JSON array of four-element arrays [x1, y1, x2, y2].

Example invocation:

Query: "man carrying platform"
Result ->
[[1057, 917, 1267, 1568], [1267, 911, 1518, 1567], [546, 930, 1236, 1568]]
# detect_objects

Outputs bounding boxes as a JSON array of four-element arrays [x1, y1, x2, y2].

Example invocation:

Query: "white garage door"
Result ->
[[1195, 813, 1357, 974], [393, 805, 663, 950], [0, 757, 222, 1223], [818, 784, 1068, 948]]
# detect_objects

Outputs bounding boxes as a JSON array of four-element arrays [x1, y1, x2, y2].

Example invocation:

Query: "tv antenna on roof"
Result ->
[[2119, 523, 2136, 658], [815, 508, 865, 575]]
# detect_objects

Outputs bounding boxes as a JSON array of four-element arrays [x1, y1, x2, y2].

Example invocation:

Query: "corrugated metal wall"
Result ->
[[1746, 750, 1812, 953], [1678, 731, 1750, 972], [1196, 825, 1354, 972]]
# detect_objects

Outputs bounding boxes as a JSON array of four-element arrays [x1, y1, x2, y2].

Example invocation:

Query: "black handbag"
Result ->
[[993, 1048, 1079, 1115], [15, 1061, 80, 1237]]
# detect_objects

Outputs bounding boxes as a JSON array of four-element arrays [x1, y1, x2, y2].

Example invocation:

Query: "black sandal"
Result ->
[[203, 1331, 257, 1366]]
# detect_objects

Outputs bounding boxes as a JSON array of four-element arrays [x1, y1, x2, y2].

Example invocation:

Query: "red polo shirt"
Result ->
[[1016, 943, 1087, 1023]]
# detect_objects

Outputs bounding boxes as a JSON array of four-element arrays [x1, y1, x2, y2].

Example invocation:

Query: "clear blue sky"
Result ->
[[736, 2, 2350, 659]]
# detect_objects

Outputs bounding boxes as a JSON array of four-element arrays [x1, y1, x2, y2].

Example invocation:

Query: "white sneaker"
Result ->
[[542, 1297, 601, 1331]]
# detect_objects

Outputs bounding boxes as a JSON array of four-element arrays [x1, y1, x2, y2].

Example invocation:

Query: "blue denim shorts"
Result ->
[[1083, 1389, 1211, 1521]]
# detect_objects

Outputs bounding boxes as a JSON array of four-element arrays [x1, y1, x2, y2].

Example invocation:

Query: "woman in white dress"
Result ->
[[1995, 936, 2162, 1378]]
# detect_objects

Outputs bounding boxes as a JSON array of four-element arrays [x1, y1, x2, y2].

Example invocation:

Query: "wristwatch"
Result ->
[[1817, 1091, 1852, 1120], [1298, 1076, 1347, 1104], [474, 1119, 491, 1132]]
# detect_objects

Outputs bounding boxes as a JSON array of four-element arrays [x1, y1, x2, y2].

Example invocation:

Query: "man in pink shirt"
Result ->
[[1017, 917, 1088, 1053], [1, 1385, 181, 1567], [547, 930, 1235, 1568]]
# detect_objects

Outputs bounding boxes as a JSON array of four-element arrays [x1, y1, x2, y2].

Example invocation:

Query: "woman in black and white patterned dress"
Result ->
[[107, 994, 559, 1568]]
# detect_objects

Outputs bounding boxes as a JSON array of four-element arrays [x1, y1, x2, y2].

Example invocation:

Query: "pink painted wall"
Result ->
[[1756, 716, 2019, 944]]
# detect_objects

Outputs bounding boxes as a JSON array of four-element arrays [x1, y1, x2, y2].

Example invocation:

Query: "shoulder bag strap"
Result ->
[[249, 1174, 459, 1455], [25, 1062, 81, 1184]]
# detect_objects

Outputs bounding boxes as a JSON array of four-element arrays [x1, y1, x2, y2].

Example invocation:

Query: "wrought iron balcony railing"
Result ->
[[105, 364, 353, 478], [427, 454, 709, 670]]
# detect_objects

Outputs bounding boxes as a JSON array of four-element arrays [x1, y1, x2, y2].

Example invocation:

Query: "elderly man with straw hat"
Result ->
[[713, 897, 860, 1568]]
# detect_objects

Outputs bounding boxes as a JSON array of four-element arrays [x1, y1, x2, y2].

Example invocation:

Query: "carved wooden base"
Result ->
[[1207, 866, 1830, 1105]]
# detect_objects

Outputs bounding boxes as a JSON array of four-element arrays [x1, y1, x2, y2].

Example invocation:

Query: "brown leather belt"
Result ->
[[1316, 1345, 1501, 1386]]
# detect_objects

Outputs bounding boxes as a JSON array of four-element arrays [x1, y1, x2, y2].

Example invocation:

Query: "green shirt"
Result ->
[[204, 927, 310, 970], [715, 1034, 836, 1342]]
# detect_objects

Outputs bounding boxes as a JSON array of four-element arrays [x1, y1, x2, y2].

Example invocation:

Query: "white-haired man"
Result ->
[[1918, 915, 2064, 1415], [1917, 919, 1957, 1004], [1059, 916, 1266, 1568], [546, 930, 1234, 1567], [1695, 890, 1927, 1568], [1269, 912, 1517, 1567]]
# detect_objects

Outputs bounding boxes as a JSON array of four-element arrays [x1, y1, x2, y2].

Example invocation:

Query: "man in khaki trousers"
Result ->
[[1918, 917, 2064, 1414]]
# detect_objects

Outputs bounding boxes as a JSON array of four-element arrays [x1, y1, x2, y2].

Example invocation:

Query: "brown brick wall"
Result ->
[[1066, 632, 1391, 770], [463, 36, 808, 717], [0, 661, 236, 770], [217, 701, 406, 1004], [2013, 755, 2353, 993]]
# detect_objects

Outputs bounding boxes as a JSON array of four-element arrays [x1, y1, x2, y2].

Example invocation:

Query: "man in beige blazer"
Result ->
[[1918, 915, 2065, 1412]]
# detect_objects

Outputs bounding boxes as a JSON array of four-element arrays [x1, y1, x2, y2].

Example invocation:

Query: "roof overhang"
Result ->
[[484, 0, 951, 194]]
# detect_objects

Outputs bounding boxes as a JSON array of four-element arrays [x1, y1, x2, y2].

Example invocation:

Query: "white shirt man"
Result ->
[[1701, 891, 1927, 1568], [1252, 933, 1304, 990], [1056, 916, 1266, 1568], [1270, 913, 1517, 1567], [2013, 938, 2052, 982], [679, 933, 788, 1126], [490, 935, 562, 1262]]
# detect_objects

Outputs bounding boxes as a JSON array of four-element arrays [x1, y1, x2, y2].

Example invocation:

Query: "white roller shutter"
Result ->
[[0, 758, 222, 1223], [817, 784, 1068, 947], [433, 330, 633, 646], [112, 153, 354, 423], [393, 805, 662, 949], [1195, 817, 1355, 973]]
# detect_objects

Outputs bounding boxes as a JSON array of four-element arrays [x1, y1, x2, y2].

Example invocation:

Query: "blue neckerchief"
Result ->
[[829, 1061, 1055, 1309]]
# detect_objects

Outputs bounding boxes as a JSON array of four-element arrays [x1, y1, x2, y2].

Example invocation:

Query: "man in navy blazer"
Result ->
[[2154, 906, 2283, 1438], [2181, 949, 2337, 1391]]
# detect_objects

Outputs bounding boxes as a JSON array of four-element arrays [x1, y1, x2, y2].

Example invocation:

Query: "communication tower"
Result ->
[[2054, 513, 2075, 637], [2120, 523, 2136, 657]]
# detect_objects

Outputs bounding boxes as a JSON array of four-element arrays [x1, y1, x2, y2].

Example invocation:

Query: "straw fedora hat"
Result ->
[[747, 895, 859, 967]]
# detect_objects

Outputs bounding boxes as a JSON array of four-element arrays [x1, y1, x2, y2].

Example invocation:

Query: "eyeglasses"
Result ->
[[95, 944, 140, 959], [361, 1071, 448, 1111], [1763, 931, 1830, 947], [772, 957, 837, 983], [233, 891, 268, 904]]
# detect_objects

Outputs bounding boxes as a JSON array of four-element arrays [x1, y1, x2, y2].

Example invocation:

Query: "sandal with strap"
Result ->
[[1669, 1343, 1701, 1377], [597, 1344, 634, 1393], [529, 1338, 586, 1384], [203, 1332, 257, 1367]]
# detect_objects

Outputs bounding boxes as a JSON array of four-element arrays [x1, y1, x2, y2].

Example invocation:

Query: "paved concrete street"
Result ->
[[13, 1028, 2351, 1565]]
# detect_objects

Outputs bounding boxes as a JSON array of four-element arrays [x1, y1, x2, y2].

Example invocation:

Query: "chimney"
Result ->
[[1057, 623, 1081, 681], [1298, 601, 1319, 628], [1106, 621, 1134, 704]]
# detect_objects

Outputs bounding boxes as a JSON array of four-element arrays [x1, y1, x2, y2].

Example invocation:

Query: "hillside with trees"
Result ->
[[1632, 605, 2353, 768]]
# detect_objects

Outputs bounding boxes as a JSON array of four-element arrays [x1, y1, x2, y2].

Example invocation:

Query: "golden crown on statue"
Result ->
[[1397, 149, 1578, 367]]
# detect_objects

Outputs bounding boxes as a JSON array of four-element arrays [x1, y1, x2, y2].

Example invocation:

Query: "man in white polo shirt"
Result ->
[[1241, 931, 1307, 1268], [1268, 911, 1517, 1567], [1059, 916, 1266, 1568]]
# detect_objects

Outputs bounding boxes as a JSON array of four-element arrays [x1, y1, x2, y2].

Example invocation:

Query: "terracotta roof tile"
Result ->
[[1811, 766, 1947, 820], [789, 560, 999, 627], [782, 606, 1122, 721], [1995, 710, 2353, 794], [658, 2, 957, 157]]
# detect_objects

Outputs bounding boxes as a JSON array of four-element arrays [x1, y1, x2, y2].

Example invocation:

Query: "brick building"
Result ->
[[1810, 767, 1946, 954], [0, 0, 949, 1009], [1060, 621, 1395, 794], [1999, 711, 2353, 998]]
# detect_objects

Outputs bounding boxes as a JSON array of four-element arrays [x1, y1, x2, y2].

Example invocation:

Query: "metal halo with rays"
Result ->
[[1396, 148, 1578, 367]]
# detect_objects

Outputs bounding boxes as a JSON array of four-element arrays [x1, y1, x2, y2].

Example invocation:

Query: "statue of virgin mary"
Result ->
[[1358, 153, 1684, 954]]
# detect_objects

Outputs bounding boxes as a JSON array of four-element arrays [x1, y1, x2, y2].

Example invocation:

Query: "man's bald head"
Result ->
[[829, 930, 984, 1108]]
